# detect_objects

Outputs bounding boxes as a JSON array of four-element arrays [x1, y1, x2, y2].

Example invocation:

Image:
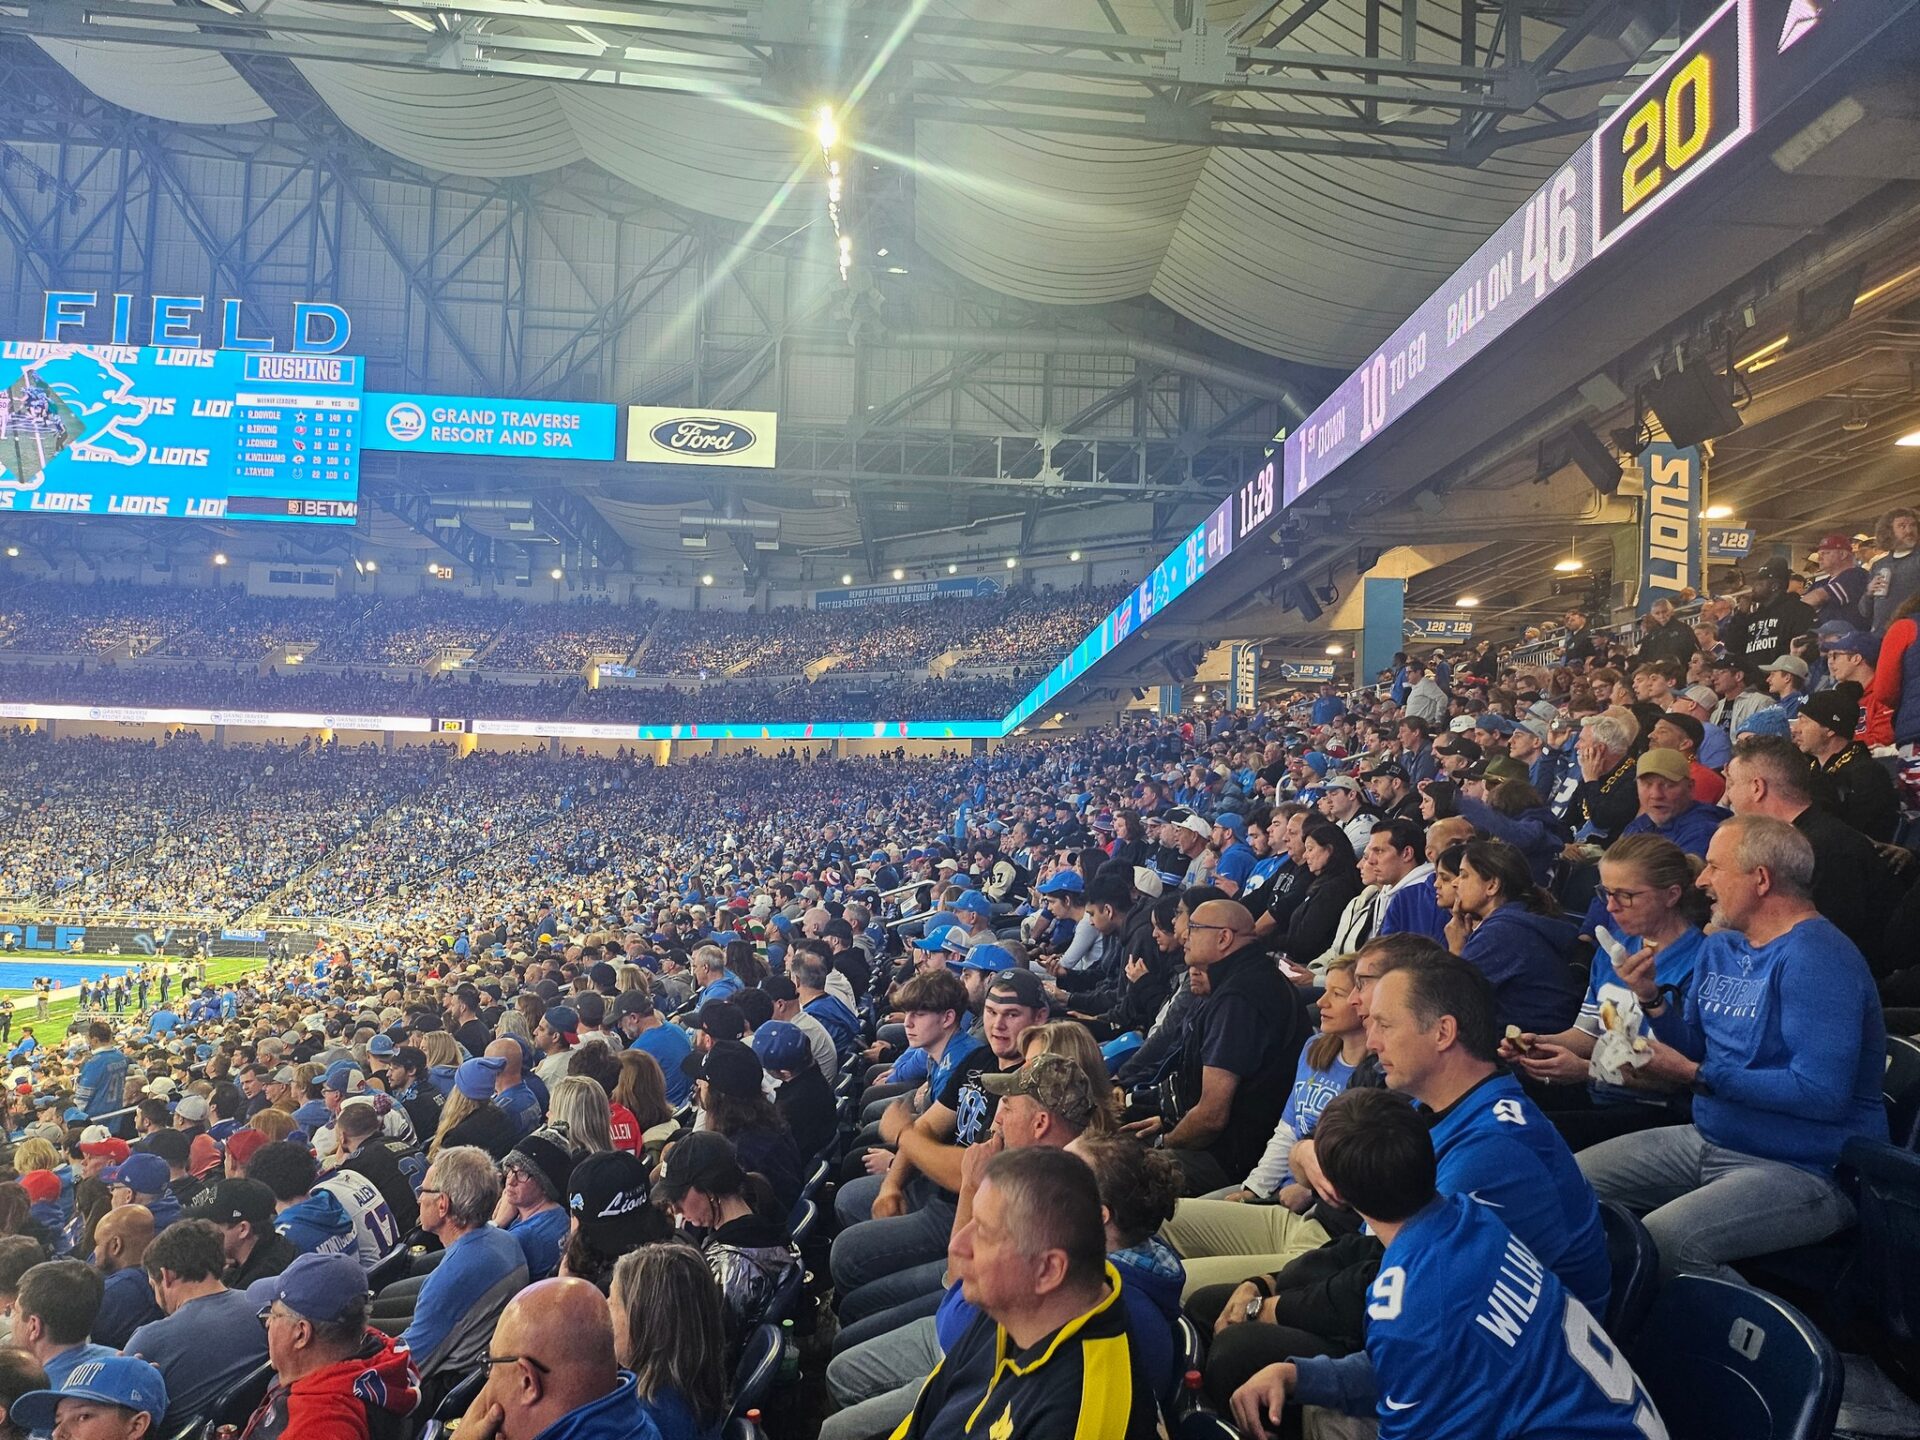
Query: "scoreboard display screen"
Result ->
[[0, 342, 362, 523]]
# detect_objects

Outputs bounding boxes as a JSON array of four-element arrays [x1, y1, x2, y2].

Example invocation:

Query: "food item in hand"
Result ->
[[1504, 1024, 1533, 1054]]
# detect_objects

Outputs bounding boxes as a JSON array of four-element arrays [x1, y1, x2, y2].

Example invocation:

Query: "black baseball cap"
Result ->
[[657, 1129, 747, 1202], [680, 1038, 764, 1099], [985, 969, 1049, 1010], [186, 1177, 276, 1228]]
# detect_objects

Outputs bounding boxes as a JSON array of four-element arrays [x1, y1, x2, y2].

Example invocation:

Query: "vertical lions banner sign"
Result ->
[[626, 407, 778, 467], [1639, 443, 1702, 613], [1230, 644, 1260, 710]]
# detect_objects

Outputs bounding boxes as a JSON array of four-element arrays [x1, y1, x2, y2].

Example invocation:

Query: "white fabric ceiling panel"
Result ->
[[552, 87, 810, 227], [296, 63, 585, 176], [34, 35, 273, 124]]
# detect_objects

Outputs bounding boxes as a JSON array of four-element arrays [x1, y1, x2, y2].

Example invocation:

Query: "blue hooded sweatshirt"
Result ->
[[275, 1189, 357, 1259], [1460, 905, 1580, 1033]]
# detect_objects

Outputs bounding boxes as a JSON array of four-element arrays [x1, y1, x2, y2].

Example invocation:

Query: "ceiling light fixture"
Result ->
[[1455, 596, 1480, 608], [1897, 429, 1920, 447], [1325, 643, 1344, 656], [1701, 504, 1733, 519]]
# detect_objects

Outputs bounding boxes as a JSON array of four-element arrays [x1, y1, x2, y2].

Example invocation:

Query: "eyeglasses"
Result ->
[[486, 1354, 551, 1374], [1185, 922, 1240, 937], [1594, 886, 1653, 905]]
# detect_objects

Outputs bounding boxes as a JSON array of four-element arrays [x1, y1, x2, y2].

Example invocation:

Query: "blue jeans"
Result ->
[[835, 1259, 948, 1340], [821, 1317, 941, 1440], [1577, 1122, 1855, 1281], [830, 1182, 956, 1293]]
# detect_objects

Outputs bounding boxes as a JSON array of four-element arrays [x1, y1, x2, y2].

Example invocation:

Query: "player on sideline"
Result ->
[[1232, 1088, 1665, 1440]]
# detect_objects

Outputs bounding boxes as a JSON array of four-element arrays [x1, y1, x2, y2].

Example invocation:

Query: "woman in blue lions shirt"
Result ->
[[610, 1244, 728, 1440], [1502, 834, 1707, 1152]]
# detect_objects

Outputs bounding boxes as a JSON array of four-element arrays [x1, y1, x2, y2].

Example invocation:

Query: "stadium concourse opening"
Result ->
[[0, 1, 1917, 1438]]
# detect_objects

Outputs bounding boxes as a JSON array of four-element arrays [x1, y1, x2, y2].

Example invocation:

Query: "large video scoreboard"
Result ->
[[0, 342, 363, 523]]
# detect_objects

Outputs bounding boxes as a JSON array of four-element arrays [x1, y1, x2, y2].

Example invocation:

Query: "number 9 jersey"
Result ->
[[1365, 1193, 1666, 1440]]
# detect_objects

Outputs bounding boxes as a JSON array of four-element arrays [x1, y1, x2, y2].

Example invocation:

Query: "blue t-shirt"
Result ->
[[639, 1385, 720, 1440], [630, 1023, 694, 1106], [1428, 1072, 1609, 1319], [1361, 1195, 1661, 1440], [126, 1286, 270, 1429], [148, 1010, 180, 1036], [493, 1082, 544, 1137], [508, 1206, 572, 1280], [1647, 916, 1887, 1173], [44, 1342, 119, 1392], [1576, 927, 1705, 1106], [93, 1265, 163, 1350]]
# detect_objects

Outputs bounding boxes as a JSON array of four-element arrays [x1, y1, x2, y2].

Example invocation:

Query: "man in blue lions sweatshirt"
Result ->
[[1580, 813, 1886, 1280], [1231, 1088, 1662, 1440]]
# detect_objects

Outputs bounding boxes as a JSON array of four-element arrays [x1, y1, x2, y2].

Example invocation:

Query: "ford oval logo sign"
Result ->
[[651, 416, 756, 455]]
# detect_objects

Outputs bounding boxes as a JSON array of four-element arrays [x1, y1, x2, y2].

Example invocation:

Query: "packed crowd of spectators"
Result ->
[[0, 582, 208, 656], [156, 595, 372, 661], [481, 599, 658, 672], [329, 595, 522, 667], [0, 514, 1908, 1440]]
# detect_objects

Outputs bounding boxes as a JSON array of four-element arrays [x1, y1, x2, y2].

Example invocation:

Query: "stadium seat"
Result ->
[[419, 1367, 488, 1440], [367, 1246, 413, 1294], [764, 1256, 808, 1326], [1846, 1137, 1920, 1394], [1630, 1275, 1841, 1440], [1599, 1200, 1659, 1344], [1885, 1035, 1920, 1148], [726, 1323, 784, 1426], [790, 1197, 819, 1248], [162, 1357, 273, 1440], [1167, 1315, 1205, 1407]]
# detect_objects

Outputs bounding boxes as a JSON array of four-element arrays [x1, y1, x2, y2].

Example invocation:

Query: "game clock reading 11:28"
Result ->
[[1593, 0, 1750, 255]]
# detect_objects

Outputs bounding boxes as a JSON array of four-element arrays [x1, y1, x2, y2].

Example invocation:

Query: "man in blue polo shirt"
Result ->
[[615, 988, 694, 1106]]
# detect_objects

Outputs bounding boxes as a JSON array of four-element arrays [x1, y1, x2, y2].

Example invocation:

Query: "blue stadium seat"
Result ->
[[790, 1196, 819, 1247], [1885, 1035, 1920, 1149], [726, 1323, 784, 1426], [1846, 1137, 1920, 1394], [419, 1367, 488, 1440], [1599, 1200, 1659, 1344], [1630, 1275, 1840, 1440], [764, 1261, 807, 1327], [1166, 1315, 1204, 1407]]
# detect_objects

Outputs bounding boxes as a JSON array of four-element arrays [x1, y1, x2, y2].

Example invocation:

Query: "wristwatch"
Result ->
[[1244, 1296, 1264, 1323]]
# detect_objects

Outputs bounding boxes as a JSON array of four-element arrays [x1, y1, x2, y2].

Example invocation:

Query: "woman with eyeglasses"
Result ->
[[1500, 833, 1707, 1149]]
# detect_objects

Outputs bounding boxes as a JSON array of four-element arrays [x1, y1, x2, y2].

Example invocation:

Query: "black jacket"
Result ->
[[337, 1137, 420, 1234], [1283, 865, 1365, 963]]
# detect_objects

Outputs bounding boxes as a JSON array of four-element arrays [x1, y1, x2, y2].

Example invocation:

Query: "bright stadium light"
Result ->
[[550, 568, 564, 580], [815, 105, 838, 150], [363, 560, 378, 573], [1553, 558, 1584, 573], [891, 568, 904, 580], [701, 573, 714, 586], [3, 547, 17, 558], [1325, 643, 1344, 655], [1005, 557, 1018, 569], [212, 553, 228, 566], [1456, 596, 1480, 608], [947, 564, 958, 575], [1701, 504, 1733, 519], [1069, 550, 1082, 562], [841, 573, 853, 585]]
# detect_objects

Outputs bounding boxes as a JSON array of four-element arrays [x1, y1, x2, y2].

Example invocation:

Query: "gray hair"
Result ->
[[1581, 714, 1632, 756], [427, 1145, 500, 1227], [1722, 814, 1815, 897], [690, 945, 726, 978], [1727, 735, 1814, 804]]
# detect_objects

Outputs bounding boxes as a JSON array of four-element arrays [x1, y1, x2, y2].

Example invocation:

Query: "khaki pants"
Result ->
[[1162, 1197, 1329, 1298], [1304, 1411, 1377, 1440]]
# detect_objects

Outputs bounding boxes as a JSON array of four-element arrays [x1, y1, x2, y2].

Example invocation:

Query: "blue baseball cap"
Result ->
[[322, 1063, 364, 1095], [12, 1355, 167, 1432], [751, 1020, 811, 1073], [1036, 871, 1085, 896], [916, 919, 960, 952], [958, 943, 1017, 974], [454, 1056, 505, 1100], [103, 1152, 170, 1196], [1473, 713, 1516, 735], [246, 1251, 370, 1325], [1820, 628, 1881, 662], [1213, 813, 1247, 839], [952, 892, 993, 919], [543, 1006, 580, 1041], [367, 1034, 397, 1057]]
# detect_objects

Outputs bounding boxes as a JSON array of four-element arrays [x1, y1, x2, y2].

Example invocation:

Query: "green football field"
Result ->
[[0, 954, 270, 1038]]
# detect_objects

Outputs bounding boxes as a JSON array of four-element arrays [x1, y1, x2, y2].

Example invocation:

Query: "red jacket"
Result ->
[[242, 1328, 418, 1440]]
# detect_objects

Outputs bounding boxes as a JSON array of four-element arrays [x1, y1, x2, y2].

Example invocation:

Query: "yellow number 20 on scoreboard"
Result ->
[[1594, 0, 1748, 255]]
